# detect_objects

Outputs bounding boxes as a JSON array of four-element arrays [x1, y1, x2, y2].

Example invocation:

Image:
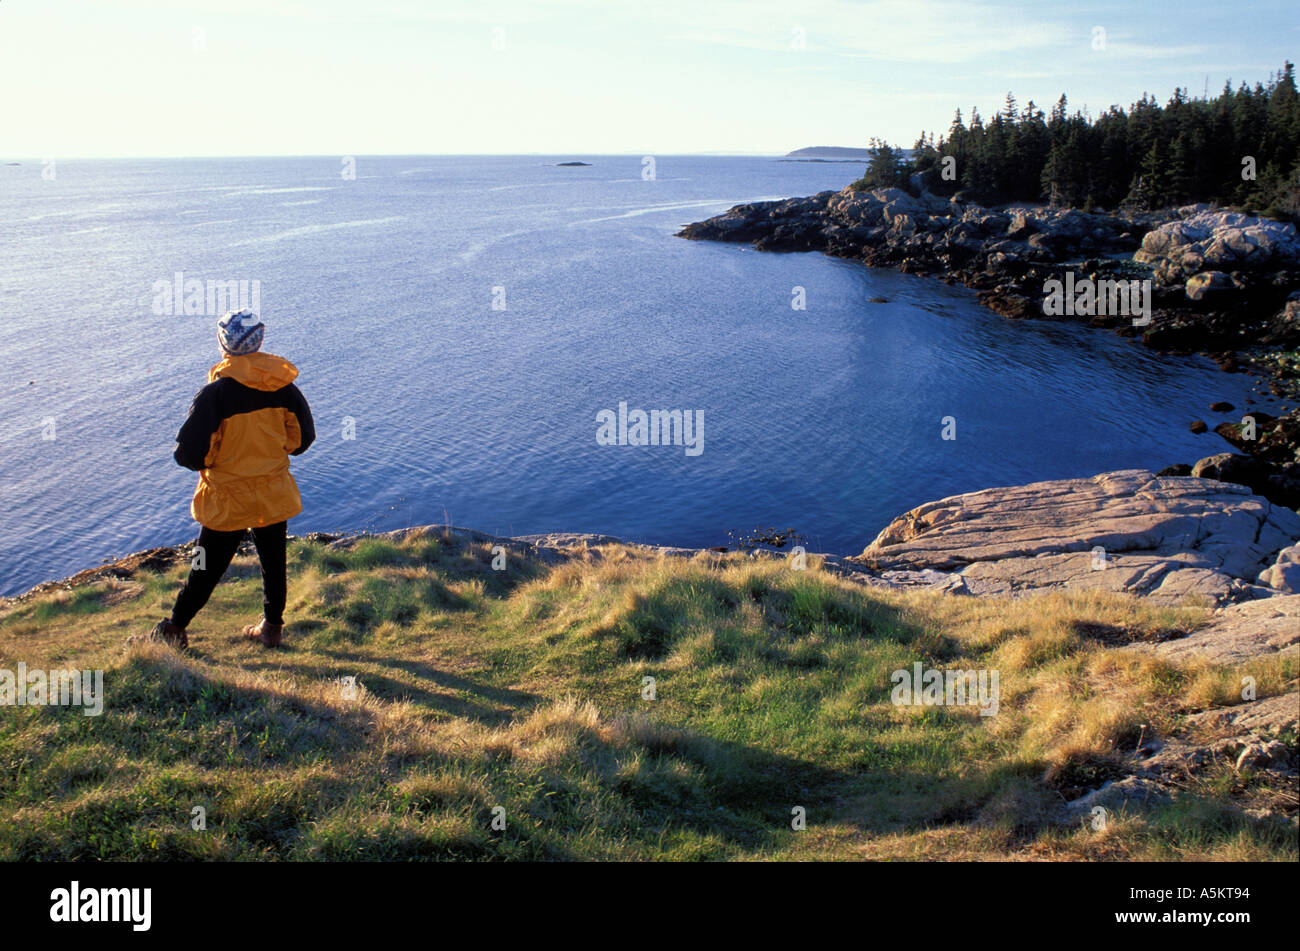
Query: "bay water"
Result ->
[[0, 155, 1273, 595]]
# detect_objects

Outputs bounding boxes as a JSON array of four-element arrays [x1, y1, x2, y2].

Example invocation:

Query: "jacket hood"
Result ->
[[208, 351, 299, 391]]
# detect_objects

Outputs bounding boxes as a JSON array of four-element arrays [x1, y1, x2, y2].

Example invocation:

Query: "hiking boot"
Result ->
[[147, 619, 188, 649], [241, 619, 283, 648]]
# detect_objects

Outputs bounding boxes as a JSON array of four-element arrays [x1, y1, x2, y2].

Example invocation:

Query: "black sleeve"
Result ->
[[173, 383, 222, 471], [288, 383, 316, 456]]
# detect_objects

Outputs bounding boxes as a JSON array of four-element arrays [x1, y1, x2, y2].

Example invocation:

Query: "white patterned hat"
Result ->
[[217, 309, 264, 355]]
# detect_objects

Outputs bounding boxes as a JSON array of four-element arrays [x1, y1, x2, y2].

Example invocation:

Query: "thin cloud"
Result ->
[[663, 0, 1078, 63]]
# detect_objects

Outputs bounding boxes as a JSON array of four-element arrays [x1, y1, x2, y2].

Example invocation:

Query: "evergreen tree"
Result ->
[[855, 138, 909, 190], [859, 64, 1300, 216]]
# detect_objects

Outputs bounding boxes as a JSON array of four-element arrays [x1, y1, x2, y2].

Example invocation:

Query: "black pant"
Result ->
[[169, 522, 287, 629]]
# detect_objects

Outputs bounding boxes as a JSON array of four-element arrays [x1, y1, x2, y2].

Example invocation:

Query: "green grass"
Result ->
[[0, 531, 1294, 861]]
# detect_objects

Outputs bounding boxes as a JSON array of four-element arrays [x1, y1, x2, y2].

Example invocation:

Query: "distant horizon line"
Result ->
[[2, 150, 860, 162]]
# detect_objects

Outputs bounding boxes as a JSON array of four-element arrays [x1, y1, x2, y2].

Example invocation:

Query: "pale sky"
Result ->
[[2, 0, 1294, 157]]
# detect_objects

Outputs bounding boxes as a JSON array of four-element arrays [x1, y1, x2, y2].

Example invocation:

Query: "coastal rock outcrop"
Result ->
[[849, 469, 1300, 605], [1127, 594, 1300, 663], [1134, 207, 1300, 283]]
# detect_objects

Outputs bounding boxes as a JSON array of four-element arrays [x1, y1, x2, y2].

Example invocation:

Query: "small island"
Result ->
[[785, 146, 870, 160], [556, 161, 592, 166], [782, 145, 916, 163]]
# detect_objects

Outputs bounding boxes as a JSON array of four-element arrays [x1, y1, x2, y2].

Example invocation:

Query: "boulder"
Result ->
[[1043, 208, 1094, 242], [979, 286, 1038, 318], [1185, 270, 1236, 301], [1257, 544, 1300, 593], [826, 187, 885, 226], [1264, 290, 1300, 346], [1189, 452, 1299, 506], [1135, 209, 1300, 282], [1212, 412, 1276, 451], [962, 208, 1010, 235], [985, 250, 1024, 273], [888, 212, 917, 237], [1191, 452, 1270, 484], [1026, 232, 1057, 254], [1137, 222, 1192, 258], [1007, 211, 1039, 240]]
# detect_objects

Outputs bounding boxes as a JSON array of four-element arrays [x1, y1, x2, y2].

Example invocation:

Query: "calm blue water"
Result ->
[[0, 156, 1278, 595]]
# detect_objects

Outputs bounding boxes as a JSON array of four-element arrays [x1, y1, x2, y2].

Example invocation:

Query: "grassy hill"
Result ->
[[0, 529, 1294, 861]]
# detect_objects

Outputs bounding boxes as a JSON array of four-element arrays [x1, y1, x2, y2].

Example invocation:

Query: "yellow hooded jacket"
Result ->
[[173, 352, 316, 531]]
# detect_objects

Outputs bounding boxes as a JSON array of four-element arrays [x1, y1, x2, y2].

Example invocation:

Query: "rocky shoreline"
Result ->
[[678, 186, 1300, 506], [11, 467, 1298, 612]]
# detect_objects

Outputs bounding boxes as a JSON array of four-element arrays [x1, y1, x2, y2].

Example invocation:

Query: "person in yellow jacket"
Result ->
[[149, 309, 315, 649]]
